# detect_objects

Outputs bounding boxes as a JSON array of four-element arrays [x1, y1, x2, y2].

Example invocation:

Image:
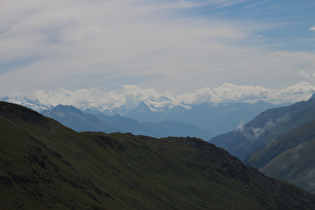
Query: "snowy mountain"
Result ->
[[41, 105, 120, 133], [0, 96, 52, 112]]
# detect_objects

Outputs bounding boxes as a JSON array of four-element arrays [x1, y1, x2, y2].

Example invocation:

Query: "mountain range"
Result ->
[[41, 105, 213, 140], [2, 96, 278, 138], [1, 101, 315, 209], [41, 105, 121, 134]]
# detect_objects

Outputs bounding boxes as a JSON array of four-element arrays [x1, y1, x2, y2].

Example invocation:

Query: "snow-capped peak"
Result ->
[[1, 96, 53, 112]]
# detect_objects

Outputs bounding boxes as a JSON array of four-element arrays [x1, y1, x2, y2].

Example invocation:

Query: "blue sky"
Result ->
[[1, 0, 315, 106], [182, 0, 315, 51], [202, 1, 315, 52]]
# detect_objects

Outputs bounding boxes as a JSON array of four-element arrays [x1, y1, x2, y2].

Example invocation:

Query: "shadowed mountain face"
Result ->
[[210, 94, 315, 161], [246, 121, 315, 169], [1, 101, 315, 209], [246, 121, 315, 193], [261, 137, 315, 194]]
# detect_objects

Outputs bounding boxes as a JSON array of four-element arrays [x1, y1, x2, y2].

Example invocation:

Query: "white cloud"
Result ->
[[31, 82, 315, 111], [236, 113, 292, 142], [310, 25, 315, 31], [268, 82, 315, 104], [298, 71, 310, 78], [33, 85, 163, 110], [211, 83, 269, 103], [0, 0, 252, 95]]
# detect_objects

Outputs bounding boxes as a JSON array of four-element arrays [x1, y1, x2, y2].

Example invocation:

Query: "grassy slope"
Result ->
[[246, 121, 315, 169], [1, 101, 315, 209], [261, 138, 315, 194]]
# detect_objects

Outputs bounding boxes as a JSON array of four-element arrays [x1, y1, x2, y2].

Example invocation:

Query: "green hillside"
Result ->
[[261, 138, 315, 194], [1, 101, 315, 209], [246, 121, 315, 169]]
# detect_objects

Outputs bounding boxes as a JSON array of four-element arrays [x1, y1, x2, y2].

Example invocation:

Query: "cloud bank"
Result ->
[[32, 82, 315, 110], [1, 0, 315, 97]]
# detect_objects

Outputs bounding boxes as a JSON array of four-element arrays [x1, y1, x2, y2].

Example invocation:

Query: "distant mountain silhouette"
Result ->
[[42, 105, 213, 139], [41, 105, 120, 133]]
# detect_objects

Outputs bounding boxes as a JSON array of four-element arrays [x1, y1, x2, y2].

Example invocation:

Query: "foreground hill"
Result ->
[[1, 102, 315, 209], [210, 94, 315, 161]]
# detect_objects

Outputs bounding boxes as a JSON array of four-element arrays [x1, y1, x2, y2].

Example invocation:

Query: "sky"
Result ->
[[1, 0, 315, 107]]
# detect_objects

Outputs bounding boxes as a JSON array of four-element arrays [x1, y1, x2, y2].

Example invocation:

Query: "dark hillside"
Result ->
[[1, 101, 315, 209]]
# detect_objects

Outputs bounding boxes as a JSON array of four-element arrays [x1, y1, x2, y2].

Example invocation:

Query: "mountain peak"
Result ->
[[135, 101, 152, 112], [254, 100, 267, 105], [1, 96, 52, 112], [53, 104, 83, 115]]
